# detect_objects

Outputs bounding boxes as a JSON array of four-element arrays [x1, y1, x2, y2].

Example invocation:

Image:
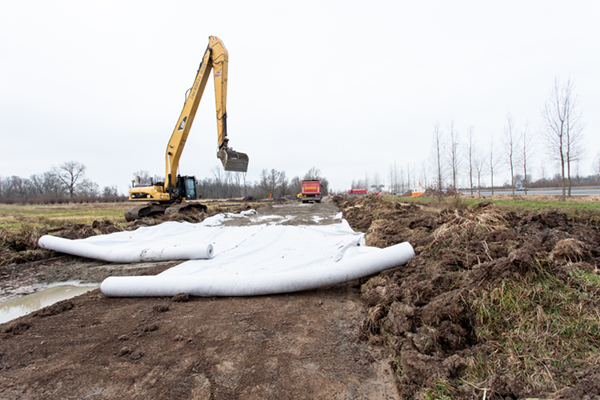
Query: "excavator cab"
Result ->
[[218, 148, 249, 172], [180, 176, 197, 200]]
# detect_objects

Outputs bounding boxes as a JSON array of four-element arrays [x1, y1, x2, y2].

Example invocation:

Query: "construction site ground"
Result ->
[[0, 200, 398, 400], [1, 196, 600, 399]]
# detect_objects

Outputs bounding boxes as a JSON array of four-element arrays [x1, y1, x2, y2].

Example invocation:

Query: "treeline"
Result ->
[[195, 166, 330, 199], [0, 161, 124, 204], [0, 163, 333, 205], [134, 166, 330, 200]]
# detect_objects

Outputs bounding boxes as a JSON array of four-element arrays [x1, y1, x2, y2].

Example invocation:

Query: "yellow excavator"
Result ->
[[125, 36, 249, 221]]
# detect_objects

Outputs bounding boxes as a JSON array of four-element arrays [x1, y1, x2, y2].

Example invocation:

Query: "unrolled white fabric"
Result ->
[[100, 242, 414, 297], [38, 231, 214, 262], [38, 209, 415, 297]]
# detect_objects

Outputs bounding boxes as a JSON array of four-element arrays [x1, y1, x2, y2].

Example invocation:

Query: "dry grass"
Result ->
[[466, 260, 600, 394], [432, 204, 509, 242]]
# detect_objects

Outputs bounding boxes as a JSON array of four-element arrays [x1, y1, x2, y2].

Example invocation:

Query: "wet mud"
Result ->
[[0, 200, 400, 399], [334, 195, 600, 399]]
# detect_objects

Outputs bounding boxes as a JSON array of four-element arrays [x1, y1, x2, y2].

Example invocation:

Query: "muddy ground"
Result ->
[[0, 200, 400, 400], [0, 202, 341, 303], [1, 196, 600, 399]]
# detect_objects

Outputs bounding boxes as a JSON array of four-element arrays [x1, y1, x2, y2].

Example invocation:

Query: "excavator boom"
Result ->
[[166, 36, 249, 190]]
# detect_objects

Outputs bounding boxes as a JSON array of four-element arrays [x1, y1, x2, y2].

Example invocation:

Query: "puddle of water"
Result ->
[[0, 284, 99, 324]]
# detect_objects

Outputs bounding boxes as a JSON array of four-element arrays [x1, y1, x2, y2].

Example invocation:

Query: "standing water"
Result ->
[[0, 284, 99, 324]]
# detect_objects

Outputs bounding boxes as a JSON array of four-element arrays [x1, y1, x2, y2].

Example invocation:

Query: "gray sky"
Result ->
[[1, 0, 599, 194]]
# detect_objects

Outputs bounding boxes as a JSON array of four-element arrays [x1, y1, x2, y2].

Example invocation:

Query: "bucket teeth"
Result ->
[[218, 148, 249, 172]]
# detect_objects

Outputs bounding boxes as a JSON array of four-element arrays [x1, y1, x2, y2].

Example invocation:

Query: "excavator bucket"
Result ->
[[218, 148, 249, 172]]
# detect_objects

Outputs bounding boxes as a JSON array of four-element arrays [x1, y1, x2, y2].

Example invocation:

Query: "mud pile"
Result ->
[[334, 195, 600, 399], [0, 220, 126, 268], [0, 225, 47, 267]]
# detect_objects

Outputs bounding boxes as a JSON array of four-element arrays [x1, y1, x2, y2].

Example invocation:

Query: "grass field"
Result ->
[[388, 194, 600, 222], [0, 202, 133, 231], [2, 195, 600, 232]]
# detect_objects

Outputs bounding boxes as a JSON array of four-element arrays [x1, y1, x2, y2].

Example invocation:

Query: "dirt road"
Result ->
[[0, 200, 400, 399]]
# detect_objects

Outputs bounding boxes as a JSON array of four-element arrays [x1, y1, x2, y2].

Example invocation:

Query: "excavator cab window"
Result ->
[[184, 177, 197, 200]]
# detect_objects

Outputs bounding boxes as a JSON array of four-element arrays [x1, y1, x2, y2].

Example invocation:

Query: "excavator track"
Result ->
[[164, 201, 208, 216], [125, 203, 170, 222], [125, 202, 208, 222]]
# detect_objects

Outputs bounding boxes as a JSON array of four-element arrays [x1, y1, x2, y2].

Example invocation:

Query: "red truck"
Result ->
[[347, 189, 367, 196], [301, 180, 322, 203]]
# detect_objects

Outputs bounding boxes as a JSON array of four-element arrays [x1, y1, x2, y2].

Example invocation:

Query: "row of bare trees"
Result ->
[[0, 161, 122, 204], [426, 78, 588, 200], [134, 166, 330, 200]]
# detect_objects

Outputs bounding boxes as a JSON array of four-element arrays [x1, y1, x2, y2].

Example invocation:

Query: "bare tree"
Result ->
[[447, 121, 460, 191], [241, 172, 248, 197], [211, 166, 224, 198], [304, 167, 321, 180], [489, 134, 501, 195], [420, 161, 428, 189], [371, 172, 382, 191], [4, 176, 35, 201], [29, 171, 64, 199], [388, 162, 399, 194], [541, 78, 585, 200], [467, 125, 475, 195], [132, 170, 152, 186], [290, 176, 301, 195], [399, 164, 405, 193], [267, 169, 281, 197], [430, 123, 444, 191], [473, 148, 486, 198], [592, 152, 600, 185], [54, 161, 86, 198], [102, 185, 120, 197], [522, 121, 533, 195], [77, 179, 100, 197], [540, 161, 547, 186], [503, 114, 520, 196], [278, 171, 289, 196]]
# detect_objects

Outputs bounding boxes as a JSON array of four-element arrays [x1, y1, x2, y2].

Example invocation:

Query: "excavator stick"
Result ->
[[218, 148, 249, 172]]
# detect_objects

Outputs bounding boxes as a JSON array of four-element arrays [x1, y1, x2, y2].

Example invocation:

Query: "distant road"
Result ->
[[463, 187, 600, 196]]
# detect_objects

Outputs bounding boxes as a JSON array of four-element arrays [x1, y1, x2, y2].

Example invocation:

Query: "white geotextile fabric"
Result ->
[[38, 233, 214, 263], [39, 210, 415, 297]]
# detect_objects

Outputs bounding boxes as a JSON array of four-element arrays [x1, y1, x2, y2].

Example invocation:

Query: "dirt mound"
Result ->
[[335, 195, 600, 399], [420, 188, 455, 198]]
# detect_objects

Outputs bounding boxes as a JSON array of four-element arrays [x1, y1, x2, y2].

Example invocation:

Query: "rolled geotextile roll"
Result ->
[[100, 241, 414, 297], [38, 235, 214, 263]]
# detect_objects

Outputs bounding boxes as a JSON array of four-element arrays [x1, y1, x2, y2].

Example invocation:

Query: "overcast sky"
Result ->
[[1, 0, 599, 194]]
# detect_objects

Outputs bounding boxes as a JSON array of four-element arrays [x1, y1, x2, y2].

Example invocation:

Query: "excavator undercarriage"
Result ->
[[125, 201, 207, 222]]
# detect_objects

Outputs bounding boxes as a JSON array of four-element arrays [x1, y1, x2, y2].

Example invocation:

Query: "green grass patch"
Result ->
[[465, 260, 600, 392], [418, 377, 456, 400]]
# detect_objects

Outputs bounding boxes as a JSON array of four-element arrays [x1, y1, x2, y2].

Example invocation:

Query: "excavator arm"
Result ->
[[164, 36, 249, 193]]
